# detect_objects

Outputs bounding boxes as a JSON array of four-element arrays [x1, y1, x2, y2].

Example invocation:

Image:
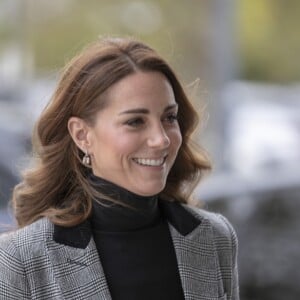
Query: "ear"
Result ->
[[68, 117, 91, 152]]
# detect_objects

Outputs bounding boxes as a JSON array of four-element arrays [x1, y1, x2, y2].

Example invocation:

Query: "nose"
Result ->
[[147, 124, 170, 149]]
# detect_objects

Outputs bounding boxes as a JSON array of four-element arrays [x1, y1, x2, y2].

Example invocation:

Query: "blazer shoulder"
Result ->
[[184, 205, 240, 299], [183, 205, 238, 246], [0, 219, 50, 299], [0, 218, 53, 254]]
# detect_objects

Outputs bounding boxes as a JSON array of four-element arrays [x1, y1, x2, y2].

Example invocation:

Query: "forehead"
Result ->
[[102, 71, 176, 111]]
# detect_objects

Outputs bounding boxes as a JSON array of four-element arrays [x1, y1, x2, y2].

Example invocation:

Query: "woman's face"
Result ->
[[87, 71, 182, 196]]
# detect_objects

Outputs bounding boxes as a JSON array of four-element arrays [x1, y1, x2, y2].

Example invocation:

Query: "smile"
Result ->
[[132, 157, 166, 167]]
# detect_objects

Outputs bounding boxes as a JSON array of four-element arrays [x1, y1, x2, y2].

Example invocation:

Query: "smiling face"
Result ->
[[86, 71, 182, 196]]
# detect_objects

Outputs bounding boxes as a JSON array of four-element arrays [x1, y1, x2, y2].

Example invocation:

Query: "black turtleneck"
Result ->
[[89, 173, 185, 300]]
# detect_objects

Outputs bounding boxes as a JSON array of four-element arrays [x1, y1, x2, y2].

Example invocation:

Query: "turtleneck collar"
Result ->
[[88, 173, 161, 232]]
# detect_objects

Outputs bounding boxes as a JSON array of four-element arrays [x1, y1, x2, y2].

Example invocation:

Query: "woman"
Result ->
[[0, 37, 239, 300]]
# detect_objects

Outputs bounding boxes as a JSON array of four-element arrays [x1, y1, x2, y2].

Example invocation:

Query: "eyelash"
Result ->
[[126, 118, 145, 127], [165, 113, 178, 123], [125, 113, 178, 128]]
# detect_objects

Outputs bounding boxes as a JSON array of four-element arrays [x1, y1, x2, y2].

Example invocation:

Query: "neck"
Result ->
[[88, 173, 161, 232]]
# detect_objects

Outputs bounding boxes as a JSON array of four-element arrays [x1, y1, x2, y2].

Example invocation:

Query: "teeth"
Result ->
[[134, 157, 165, 166]]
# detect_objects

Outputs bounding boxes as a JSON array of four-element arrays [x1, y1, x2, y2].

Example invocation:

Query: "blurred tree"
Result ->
[[0, 0, 300, 82], [0, 2, 209, 79], [1, 0, 300, 82], [22, 0, 211, 84], [238, 0, 300, 82]]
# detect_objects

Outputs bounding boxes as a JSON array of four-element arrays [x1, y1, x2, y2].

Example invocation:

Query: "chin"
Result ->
[[134, 184, 165, 196]]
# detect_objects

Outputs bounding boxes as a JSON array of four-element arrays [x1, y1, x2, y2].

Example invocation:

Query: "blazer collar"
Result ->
[[53, 200, 201, 249], [50, 203, 225, 299]]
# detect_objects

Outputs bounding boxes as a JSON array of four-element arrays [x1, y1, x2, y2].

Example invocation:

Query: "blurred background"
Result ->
[[0, 0, 299, 299]]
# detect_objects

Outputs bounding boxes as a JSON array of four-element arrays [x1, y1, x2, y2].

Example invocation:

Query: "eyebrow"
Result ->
[[119, 104, 178, 115]]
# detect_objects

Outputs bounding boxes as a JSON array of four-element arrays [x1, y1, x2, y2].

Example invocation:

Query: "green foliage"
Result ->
[[238, 0, 300, 82], [1, 0, 300, 82]]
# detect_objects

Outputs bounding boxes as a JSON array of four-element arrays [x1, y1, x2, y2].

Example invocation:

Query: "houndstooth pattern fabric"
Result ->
[[174, 206, 239, 300], [0, 207, 239, 300]]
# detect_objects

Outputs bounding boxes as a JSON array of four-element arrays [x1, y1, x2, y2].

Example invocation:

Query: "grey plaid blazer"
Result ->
[[0, 203, 239, 300]]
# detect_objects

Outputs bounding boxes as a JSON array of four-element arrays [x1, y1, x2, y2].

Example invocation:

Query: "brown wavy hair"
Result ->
[[12, 37, 211, 228]]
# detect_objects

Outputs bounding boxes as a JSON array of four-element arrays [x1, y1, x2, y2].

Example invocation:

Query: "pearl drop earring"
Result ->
[[82, 149, 91, 166]]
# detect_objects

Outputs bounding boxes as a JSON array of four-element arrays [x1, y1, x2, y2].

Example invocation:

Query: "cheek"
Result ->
[[170, 129, 182, 152], [94, 129, 141, 158], [113, 136, 138, 156]]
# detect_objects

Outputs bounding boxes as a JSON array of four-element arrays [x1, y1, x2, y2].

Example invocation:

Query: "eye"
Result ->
[[164, 113, 178, 124], [125, 117, 145, 127]]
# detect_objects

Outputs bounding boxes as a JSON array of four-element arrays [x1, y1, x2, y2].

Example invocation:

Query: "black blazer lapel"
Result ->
[[46, 221, 112, 299]]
